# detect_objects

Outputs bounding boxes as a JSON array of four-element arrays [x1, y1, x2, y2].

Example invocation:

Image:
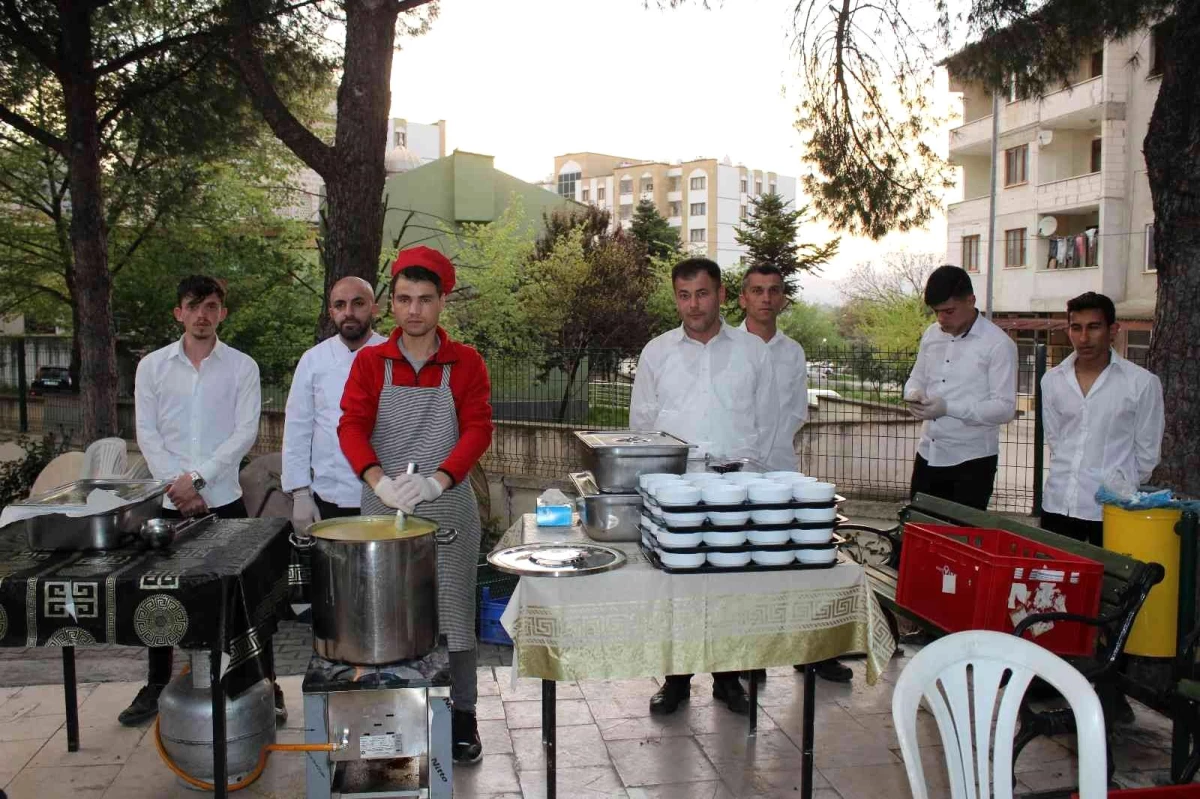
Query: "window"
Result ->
[[1090, 50, 1104, 78], [740, 205, 748, 219], [1145, 223, 1156, 272], [597, 186, 605, 202], [740, 178, 748, 193], [1126, 330, 1151, 367], [1005, 228, 1027, 267], [667, 201, 682, 217], [755, 180, 763, 194], [393, 130, 407, 147], [1090, 139, 1102, 173], [689, 176, 706, 190], [1004, 145, 1028, 186], [962, 235, 981, 272], [768, 182, 776, 194], [619, 177, 633, 195], [557, 171, 580, 199], [581, 188, 590, 203], [619, 204, 632, 221], [1005, 72, 1030, 102], [689, 228, 706, 242], [690, 202, 706, 216], [641, 179, 653, 193], [668, 176, 681, 192], [1150, 18, 1174, 77]]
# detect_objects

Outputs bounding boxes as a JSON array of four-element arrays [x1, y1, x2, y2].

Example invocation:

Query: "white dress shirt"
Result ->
[[1041, 350, 1164, 521], [630, 321, 778, 464], [739, 321, 808, 471], [282, 332, 386, 507], [903, 313, 1018, 467], [135, 338, 261, 510]]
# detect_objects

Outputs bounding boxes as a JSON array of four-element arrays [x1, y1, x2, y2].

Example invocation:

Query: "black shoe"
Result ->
[[814, 659, 853, 683], [452, 709, 483, 764], [712, 678, 750, 715], [649, 681, 690, 715], [274, 682, 288, 726], [118, 683, 165, 726], [747, 669, 767, 685]]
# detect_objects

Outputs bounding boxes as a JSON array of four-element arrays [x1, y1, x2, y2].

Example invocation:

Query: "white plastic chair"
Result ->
[[892, 630, 1107, 799], [80, 437, 128, 479]]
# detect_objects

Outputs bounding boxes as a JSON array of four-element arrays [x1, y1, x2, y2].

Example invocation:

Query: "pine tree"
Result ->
[[733, 193, 838, 298], [629, 199, 680, 259]]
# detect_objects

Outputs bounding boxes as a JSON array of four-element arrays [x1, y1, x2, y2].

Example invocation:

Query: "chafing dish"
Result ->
[[11, 478, 172, 551], [573, 430, 692, 493], [569, 472, 642, 542]]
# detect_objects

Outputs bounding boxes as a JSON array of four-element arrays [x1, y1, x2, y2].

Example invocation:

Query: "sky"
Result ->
[[387, 0, 954, 305]]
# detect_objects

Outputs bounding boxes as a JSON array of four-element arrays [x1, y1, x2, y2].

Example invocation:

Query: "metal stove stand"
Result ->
[[302, 646, 453, 799]]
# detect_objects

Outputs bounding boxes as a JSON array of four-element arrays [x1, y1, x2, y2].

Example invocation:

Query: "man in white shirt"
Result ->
[[1041, 292, 1163, 546], [739, 264, 853, 684], [631, 257, 777, 717], [283, 277, 385, 531], [904, 265, 1018, 510], [127, 275, 274, 726]]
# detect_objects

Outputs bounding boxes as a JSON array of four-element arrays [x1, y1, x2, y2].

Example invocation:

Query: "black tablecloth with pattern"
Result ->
[[0, 517, 291, 696]]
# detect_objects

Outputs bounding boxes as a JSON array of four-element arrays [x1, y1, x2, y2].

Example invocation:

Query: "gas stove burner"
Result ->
[[302, 646, 451, 694]]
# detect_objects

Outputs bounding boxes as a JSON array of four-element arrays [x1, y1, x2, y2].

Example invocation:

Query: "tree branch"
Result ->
[[0, 0, 61, 75], [395, 0, 437, 12], [0, 104, 65, 154]]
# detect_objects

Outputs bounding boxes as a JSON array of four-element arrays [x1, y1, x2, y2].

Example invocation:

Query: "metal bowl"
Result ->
[[139, 517, 176, 549]]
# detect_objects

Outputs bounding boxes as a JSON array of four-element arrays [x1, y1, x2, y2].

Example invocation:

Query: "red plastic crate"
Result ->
[[896, 523, 1104, 656], [1071, 787, 1200, 797]]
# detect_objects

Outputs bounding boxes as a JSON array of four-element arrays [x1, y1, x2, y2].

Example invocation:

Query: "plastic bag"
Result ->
[[535, 488, 573, 527]]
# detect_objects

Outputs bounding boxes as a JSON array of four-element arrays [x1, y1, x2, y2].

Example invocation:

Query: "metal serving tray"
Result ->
[[569, 472, 642, 542], [12, 478, 172, 551], [573, 430, 692, 493]]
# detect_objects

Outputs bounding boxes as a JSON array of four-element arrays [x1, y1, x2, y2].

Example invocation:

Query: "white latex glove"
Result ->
[[394, 473, 444, 510], [291, 488, 321, 534], [373, 476, 408, 510], [909, 396, 948, 421]]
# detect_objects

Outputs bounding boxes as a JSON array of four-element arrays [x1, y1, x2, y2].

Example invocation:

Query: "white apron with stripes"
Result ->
[[360, 360, 481, 652]]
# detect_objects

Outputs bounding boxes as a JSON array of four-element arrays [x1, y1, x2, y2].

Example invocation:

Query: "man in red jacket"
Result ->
[[338, 246, 493, 764]]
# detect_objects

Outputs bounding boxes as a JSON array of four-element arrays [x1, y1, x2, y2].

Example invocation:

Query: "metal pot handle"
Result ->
[[435, 528, 458, 545], [289, 530, 315, 550]]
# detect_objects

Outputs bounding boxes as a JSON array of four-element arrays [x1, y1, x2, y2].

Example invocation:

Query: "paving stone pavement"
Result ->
[[0, 620, 512, 687]]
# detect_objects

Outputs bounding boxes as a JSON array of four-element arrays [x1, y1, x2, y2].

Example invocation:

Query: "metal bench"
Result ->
[[841, 493, 1199, 787]]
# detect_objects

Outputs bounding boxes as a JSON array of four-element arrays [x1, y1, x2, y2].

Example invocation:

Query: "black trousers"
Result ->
[[313, 492, 360, 520], [149, 497, 272, 684], [910, 454, 998, 511], [1041, 511, 1104, 547]]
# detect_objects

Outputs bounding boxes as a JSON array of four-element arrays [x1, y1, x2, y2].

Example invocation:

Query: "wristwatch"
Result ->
[[188, 470, 206, 490]]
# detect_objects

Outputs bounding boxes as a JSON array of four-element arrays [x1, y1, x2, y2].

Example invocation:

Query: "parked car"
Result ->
[[28, 366, 75, 396]]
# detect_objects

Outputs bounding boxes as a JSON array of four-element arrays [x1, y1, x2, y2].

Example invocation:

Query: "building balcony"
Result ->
[[1035, 172, 1102, 214], [668, 216, 682, 227], [1038, 76, 1115, 129], [667, 190, 682, 202], [949, 116, 994, 159], [947, 195, 990, 224]]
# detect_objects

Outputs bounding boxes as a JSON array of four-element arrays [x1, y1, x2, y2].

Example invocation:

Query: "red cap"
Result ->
[[390, 246, 456, 295]]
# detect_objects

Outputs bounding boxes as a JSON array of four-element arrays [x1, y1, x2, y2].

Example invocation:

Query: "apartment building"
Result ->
[[547, 152, 797, 269], [945, 23, 1172, 368], [279, 116, 447, 223]]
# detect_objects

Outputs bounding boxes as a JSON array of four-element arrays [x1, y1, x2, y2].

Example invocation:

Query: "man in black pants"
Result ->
[[903, 266, 1018, 510], [127, 275, 275, 726]]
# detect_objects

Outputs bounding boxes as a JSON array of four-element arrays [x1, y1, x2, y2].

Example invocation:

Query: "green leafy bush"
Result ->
[[0, 434, 70, 509]]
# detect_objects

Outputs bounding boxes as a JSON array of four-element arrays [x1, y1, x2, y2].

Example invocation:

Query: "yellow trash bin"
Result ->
[[1103, 505, 1183, 657]]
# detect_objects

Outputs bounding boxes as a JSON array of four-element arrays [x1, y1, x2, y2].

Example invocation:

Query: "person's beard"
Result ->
[[338, 319, 369, 342]]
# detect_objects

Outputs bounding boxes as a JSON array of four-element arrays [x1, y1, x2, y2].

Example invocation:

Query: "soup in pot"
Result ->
[[310, 517, 438, 542]]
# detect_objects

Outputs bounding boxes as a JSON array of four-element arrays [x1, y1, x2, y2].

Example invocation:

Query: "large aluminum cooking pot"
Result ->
[[307, 515, 457, 665]]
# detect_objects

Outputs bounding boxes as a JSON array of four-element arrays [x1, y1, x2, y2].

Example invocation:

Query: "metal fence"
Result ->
[[0, 338, 1116, 516]]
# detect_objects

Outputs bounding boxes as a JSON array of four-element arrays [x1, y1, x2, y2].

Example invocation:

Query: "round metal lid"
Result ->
[[487, 543, 626, 577]]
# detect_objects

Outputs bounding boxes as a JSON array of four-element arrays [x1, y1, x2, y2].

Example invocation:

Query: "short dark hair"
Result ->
[[390, 265, 443, 297], [1066, 291, 1116, 326], [176, 275, 225, 307], [740, 264, 784, 292], [923, 265, 974, 307], [671, 257, 721, 287]]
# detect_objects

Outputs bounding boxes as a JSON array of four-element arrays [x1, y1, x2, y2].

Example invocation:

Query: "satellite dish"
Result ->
[[1037, 217, 1059, 237]]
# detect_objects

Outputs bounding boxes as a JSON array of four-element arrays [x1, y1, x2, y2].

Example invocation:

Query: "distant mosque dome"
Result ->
[[385, 145, 423, 174]]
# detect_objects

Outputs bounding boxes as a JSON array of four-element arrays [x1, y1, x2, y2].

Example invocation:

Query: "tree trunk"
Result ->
[[59, 2, 119, 441], [1145, 2, 1200, 498], [316, 0, 398, 338]]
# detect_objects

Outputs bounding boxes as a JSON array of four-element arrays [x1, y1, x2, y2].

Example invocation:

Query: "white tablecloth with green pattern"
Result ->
[[497, 515, 896, 683]]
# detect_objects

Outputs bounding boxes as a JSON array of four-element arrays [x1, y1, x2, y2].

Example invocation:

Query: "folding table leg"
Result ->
[[747, 670, 758, 737], [62, 646, 79, 752], [211, 578, 229, 799], [802, 664, 816, 799], [542, 680, 556, 799]]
